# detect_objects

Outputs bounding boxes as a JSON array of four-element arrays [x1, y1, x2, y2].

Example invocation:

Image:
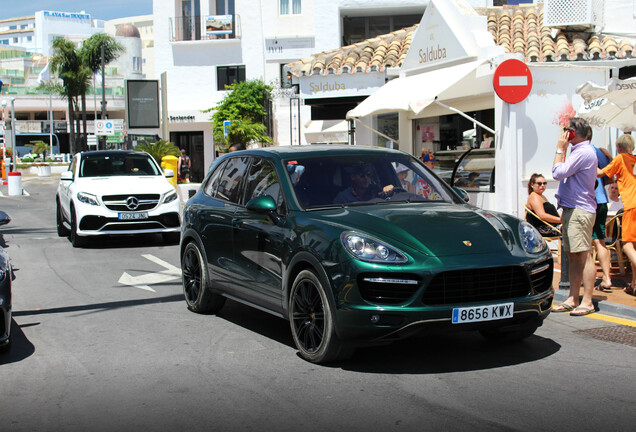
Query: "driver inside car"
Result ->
[[333, 164, 396, 204]]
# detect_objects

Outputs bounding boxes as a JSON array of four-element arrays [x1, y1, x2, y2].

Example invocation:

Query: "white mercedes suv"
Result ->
[[56, 150, 181, 247]]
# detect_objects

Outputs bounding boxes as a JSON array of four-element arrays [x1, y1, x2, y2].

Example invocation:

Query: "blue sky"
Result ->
[[0, 0, 153, 21]]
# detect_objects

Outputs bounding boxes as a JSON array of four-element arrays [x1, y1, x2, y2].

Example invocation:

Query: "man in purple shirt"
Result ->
[[551, 117, 598, 316]]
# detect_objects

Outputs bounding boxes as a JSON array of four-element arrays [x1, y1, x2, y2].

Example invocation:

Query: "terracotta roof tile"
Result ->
[[287, 3, 636, 77]]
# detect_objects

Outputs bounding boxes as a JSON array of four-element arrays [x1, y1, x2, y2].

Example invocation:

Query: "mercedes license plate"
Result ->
[[118, 212, 148, 220], [452, 303, 513, 324]]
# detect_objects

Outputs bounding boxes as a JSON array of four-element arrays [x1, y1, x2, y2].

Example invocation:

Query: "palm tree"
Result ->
[[134, 140, 180, 166], [48, 35, 123, 155], [49, 38, 90, 154], [79, 34, 124, 147]]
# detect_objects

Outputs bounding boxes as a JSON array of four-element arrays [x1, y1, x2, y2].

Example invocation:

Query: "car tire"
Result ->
[[181, 242, 225, 313], [479, 323, 538, 343], [289, 269, 353, 364], [0, 337, 10, 353], [56, 199, 69, 237], [162, 232, 180, 245], [69, 208, 86, 248]]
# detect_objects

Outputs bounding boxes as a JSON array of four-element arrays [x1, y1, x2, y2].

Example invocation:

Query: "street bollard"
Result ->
[[7, 171, 22, 196]]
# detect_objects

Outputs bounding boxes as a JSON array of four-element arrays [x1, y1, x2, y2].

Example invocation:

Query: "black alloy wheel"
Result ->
[[181, 242, 225, 313], [289, 269, 352, 363]]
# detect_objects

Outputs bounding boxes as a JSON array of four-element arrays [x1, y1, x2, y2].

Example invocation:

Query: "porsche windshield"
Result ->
[[285, 155, 457, 208]]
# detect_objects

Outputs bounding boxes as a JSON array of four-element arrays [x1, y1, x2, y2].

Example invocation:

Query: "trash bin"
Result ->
[[7, 171, 22, 196]]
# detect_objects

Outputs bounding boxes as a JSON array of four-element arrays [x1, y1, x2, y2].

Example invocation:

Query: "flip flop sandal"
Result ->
[[595, 282, 612, 293], [552, 303, 575, 312], [570, 306, 595, 316], [625, 284, 636, 296]]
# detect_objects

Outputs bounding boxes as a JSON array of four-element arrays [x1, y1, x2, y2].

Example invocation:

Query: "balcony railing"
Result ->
[[169, 14, 242, 42]]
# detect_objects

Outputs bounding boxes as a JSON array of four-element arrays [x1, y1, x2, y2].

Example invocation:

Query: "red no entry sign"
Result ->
[[493, 59, 533, 104]]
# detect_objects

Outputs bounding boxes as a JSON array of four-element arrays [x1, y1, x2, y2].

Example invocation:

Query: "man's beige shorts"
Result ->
[[561, 207, 595, 253]]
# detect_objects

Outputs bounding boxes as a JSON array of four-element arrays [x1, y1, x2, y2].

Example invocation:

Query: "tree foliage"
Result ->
[[47, 34, 123, 154], [205, 79, 273, 151], [134, 140, 180, 166], [26, 140, 50, 161]]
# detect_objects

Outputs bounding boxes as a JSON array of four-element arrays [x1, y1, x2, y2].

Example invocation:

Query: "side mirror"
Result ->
[[246, 195, 279, 224], [452, 186, 470, 202], [164, 168, 175, 178], [246, 195, 277, 212], [60, 171, 74, 181], [0, 210, 10, 226]]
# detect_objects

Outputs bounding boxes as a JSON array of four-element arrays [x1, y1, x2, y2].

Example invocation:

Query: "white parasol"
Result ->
[[576, 77, 636, 132]]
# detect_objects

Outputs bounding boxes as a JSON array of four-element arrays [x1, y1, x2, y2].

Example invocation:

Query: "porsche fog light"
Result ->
[[519, 221, 546, 254], [341, 232, 407, 264]]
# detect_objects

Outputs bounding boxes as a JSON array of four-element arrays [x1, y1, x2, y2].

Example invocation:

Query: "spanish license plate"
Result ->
[[118, 212, 148, 220], [451, 303, 513, 324]]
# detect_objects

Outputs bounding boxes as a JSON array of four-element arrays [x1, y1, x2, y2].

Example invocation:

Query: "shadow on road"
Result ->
[[209, 299, 561, 373], [12, 294, 184, 317], [340, 332, 561, 374], [71, 233, 179, 249], [0, 320, 36, 365]]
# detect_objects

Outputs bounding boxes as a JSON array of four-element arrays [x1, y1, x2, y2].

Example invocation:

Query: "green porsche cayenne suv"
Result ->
[[180, 145, 553, 363]]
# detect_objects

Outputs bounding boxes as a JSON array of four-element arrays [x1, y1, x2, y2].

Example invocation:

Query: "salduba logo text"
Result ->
[[419, 45, 447, 64], [310, 82, 346, 92]]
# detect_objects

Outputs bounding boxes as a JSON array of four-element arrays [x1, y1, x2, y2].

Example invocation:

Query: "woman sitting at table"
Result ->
[[526, 173, 561, 237]]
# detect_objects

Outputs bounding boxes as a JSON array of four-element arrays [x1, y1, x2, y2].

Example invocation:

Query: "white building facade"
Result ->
[[152, 0, 430, 181]]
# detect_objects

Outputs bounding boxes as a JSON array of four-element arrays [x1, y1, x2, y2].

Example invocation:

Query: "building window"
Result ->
[[27, 36, 32, 42], [13, 38, 18, 43], [280, 0, 301, 15], [216, 0, 235, 15], [342, 14, 422, 45], [217, 65, 246, 90]]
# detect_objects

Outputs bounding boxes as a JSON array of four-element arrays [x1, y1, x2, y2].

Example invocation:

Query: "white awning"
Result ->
[[346, 59, 492, 119], [304, 120, 349, 144]]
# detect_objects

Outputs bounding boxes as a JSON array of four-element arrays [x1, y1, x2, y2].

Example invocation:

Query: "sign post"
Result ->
[[493, 59, 533, 104]]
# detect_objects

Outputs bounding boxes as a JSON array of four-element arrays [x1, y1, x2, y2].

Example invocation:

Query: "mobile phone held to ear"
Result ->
[[565, 129, 575, 140]]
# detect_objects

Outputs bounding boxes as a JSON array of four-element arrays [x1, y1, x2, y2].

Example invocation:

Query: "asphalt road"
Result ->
[[1, 179, 635, 432]]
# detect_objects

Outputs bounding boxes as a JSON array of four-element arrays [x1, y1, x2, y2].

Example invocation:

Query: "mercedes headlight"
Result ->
[[77, 192, 99, 206], [341, 231, 408, 264], [163, 190, 178, 204], [519, 221, 547, 254]]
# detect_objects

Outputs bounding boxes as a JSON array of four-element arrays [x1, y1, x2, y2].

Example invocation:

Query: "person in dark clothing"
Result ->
[[178, 149, 191, 182], [526, 173, 561, 236]]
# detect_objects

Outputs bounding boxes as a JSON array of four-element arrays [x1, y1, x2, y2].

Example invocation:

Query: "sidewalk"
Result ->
[[553, 259, 636, 320]]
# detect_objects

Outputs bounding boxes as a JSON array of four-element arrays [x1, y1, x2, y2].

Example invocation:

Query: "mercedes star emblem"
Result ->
[[126, 196, 140, 210]]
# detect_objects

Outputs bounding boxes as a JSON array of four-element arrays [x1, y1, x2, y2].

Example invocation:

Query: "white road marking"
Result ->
[[118, 254, 181, 292]]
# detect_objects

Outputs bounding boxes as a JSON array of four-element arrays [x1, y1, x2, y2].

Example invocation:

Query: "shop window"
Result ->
[[376, 113, 399, 149], [280, 0, 302, 15], [217, 65, 246, 90]]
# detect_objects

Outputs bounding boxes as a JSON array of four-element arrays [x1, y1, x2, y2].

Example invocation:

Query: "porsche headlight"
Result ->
[[519, 221, 547, 254], [341, 232, 408, 264], [163, 190, 178, 204], [77, 192, 99, 206]]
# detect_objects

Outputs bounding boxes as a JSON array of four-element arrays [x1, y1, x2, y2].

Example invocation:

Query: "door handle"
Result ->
[[232, 218, 242, 227]]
